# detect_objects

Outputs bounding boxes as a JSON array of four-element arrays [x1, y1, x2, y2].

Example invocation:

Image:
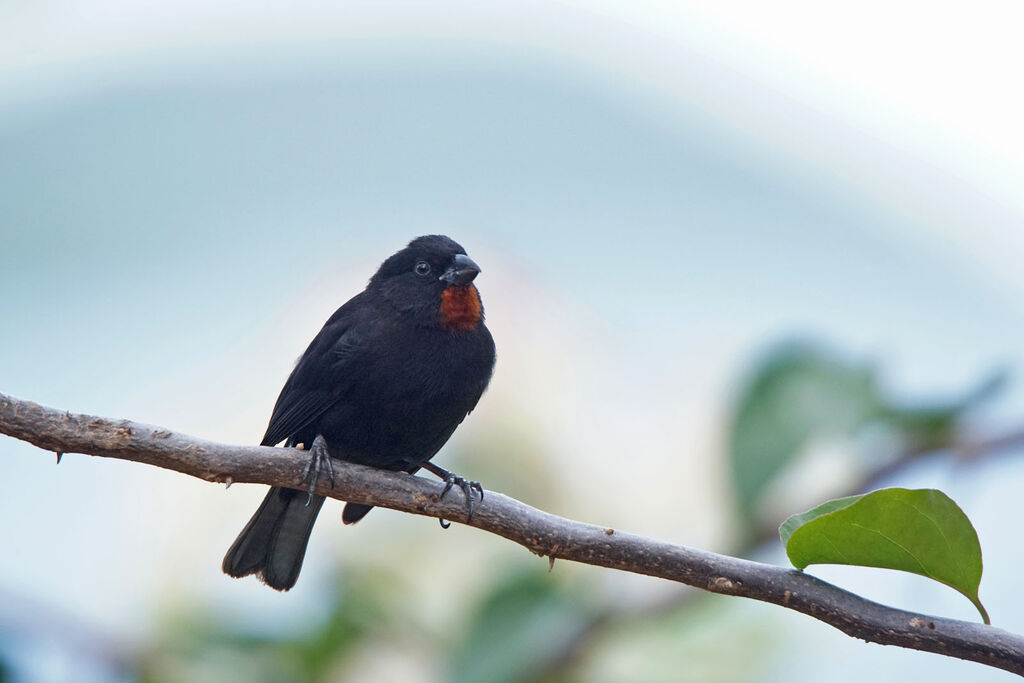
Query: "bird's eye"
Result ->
[[414, 261, 431, 276]]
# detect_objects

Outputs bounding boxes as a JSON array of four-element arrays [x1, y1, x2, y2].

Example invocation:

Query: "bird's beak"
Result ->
[[440, 254, 481, 286]]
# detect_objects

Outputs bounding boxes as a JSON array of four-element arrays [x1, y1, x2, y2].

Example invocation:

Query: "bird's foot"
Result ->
[[419, 461, 484, 527], [300, 434, 335, 505], [438, 473, 484, 528]]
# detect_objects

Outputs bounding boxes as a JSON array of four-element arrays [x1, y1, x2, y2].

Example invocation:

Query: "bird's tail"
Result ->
[[341, 502, 374, 524], [222, 487, 324, 591]]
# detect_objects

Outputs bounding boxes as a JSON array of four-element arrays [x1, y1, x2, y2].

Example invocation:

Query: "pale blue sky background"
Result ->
[[3, 2, 1024, 681]]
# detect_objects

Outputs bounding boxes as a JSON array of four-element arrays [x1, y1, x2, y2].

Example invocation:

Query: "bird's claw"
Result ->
[[300, 435, 335, 506], [438, 473, 484, 524]]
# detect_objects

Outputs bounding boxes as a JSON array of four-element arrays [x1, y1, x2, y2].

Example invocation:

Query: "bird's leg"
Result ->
[[420, 461, 484, 526], [300, 434, 335, 506]]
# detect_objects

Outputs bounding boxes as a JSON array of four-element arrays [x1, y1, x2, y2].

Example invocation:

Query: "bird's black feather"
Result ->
[[224, 236, 496, 590]]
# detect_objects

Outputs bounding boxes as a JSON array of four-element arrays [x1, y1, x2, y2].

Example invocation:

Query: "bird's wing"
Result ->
[[260, 299, 372, 447], [259, 390, 334, 447]]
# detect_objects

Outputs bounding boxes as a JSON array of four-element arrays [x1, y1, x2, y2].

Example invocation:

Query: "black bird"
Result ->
[[223, 235, 496, 590]]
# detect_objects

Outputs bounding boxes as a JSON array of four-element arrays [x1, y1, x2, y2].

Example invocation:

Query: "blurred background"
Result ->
[[3, 1, 1024, 681]]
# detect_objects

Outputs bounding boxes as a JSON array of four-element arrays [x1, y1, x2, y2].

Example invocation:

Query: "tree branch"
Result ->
[[2, 392, 1023, 675]]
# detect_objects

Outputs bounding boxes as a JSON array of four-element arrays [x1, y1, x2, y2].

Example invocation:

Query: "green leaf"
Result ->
[[780, 488, 989, 623], [729, 342, 880, 527], [779, 493, 863, 546]]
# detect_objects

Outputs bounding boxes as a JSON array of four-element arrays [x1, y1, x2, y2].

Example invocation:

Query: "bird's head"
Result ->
[[370, 235, 485, 331]]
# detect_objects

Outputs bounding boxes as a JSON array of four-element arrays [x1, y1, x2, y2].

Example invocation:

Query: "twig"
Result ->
[[2, 392, 1023, 675], [856, 425, 1024, 495]]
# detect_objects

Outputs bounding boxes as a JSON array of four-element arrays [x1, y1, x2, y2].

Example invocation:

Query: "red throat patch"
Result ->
[[440, 284, 483, 331]]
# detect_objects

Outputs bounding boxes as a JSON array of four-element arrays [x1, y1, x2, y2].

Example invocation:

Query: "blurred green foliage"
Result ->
[[729, 341, 879, 527], [446, 569, 596, 683], [729, 340, 1004, 534], [572, 592, 780, 682], [139, 570, 397, 683]]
